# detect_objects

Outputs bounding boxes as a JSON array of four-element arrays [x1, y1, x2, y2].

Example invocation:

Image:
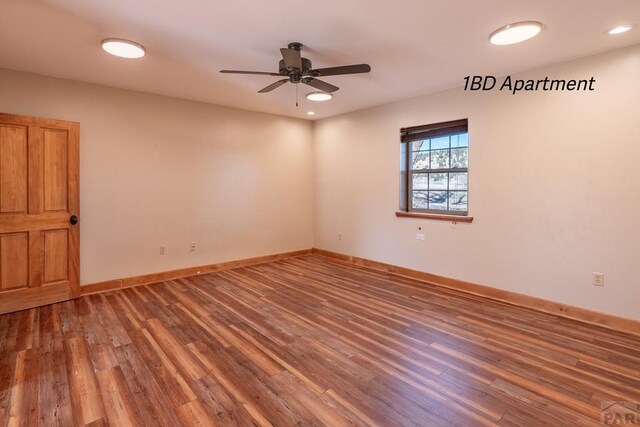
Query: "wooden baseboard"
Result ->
[[79, 246, 639, 336], [80, 249, 312, 296], [311, 248, 640, 336]]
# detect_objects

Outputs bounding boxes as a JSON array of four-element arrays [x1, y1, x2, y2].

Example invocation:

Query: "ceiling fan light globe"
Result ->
[[306, 92, 333, 101]]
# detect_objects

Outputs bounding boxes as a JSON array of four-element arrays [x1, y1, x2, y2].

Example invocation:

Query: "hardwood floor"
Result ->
[[1, 254, 639, 426]]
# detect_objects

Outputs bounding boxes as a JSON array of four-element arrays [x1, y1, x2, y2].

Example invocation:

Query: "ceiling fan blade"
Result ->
[[220, 70, 282, 76], [280, 48, 303, 70], [310, 64, 371, 77], [303, 78, 339, 93], [258, 79, 289, 93]]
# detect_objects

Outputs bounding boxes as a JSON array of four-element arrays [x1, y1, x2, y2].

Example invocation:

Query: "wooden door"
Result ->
[[0, 113, 79, 314]]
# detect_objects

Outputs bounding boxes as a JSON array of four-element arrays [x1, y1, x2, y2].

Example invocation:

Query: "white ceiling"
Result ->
[[1, 0, 639, 120]]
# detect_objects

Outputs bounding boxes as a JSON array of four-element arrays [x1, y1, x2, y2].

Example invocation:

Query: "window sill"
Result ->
[[395, 211, 474, 223]]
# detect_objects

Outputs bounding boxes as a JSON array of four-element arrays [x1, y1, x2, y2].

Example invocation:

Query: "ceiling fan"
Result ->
[[220, 42, 371, 94]]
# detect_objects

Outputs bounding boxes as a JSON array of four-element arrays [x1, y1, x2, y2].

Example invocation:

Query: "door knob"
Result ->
[[70, 215, 79, 225]]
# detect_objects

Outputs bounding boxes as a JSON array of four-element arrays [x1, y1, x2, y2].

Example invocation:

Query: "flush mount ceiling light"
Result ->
[[101, 38, 146, 58], [489, 21, 543, 45], [306, 111, 316, 116], [306, 91, 333, 102], [607, 24, 634, 35]]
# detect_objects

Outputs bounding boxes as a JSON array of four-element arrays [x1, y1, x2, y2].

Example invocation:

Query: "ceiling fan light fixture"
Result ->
[[607, 24, 634, 35], [306, 91, 333, 102], [101, 38, 146, 58], [489, 21, 543, 45]]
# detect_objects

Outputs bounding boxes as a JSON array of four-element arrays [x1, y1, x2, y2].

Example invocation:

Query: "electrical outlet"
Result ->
[[592, 272, 604, 287], [160, 245, 166, 255], [338, 233, 343, 241], [416, 233, 425, 241], [190, 242, 196, 252]]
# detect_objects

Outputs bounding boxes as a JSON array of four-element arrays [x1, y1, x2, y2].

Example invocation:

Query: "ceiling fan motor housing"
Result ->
[[279, 58, 312, 78]]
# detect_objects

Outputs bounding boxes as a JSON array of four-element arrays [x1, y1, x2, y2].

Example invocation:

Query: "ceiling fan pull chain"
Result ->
[[296, 84, 299, 107]]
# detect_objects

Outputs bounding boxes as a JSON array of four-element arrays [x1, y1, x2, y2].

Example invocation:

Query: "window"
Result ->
[[400, 119, 469, 216]]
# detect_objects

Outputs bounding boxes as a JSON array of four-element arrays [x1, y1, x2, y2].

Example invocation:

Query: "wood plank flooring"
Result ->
[[1, 254, 639, 426]]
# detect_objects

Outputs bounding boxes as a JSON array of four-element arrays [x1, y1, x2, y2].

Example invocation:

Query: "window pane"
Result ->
[[412, 190, 429, 209], [411, 152, 430, 170], [451, 133, 468, 148], [428, 173, 447, 190], [412, 173, 429, 190], [431, 149, 450, 169], [449, 172, 467, 190], [428, 191, 448, 210], [451, 147, 468, 168], [449, 191, 468, 211], [412, 140, 428, 151], [430, 136, 449, 150]]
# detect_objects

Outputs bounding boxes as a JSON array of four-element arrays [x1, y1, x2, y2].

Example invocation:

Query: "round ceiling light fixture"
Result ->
[[489, 21, 543, 45], [101, 38, 146, 58], [607, 24, 634, 35], [306, 111, 316, 116], [306, 91, 333, 102]]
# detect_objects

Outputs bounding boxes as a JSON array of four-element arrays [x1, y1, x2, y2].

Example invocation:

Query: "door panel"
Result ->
[[0, 232, 29, 290], [0, 113, 79, 314], [0, 125, 28, 213], [43, 229, 68, 283], [43, 128, 69, 212]]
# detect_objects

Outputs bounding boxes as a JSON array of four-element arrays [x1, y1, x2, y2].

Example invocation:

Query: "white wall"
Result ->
[[314, 45, 640, 320], [0, 69, 314, 285], [2, 45, 638, 321]]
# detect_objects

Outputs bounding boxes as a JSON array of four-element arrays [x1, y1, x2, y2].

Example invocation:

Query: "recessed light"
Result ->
[[101, 38, 146, 59], [306, 92, 333, 102], [489, 21, 543, 45], [306, 111, 316, 116], [607, 25, 634, 35]]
